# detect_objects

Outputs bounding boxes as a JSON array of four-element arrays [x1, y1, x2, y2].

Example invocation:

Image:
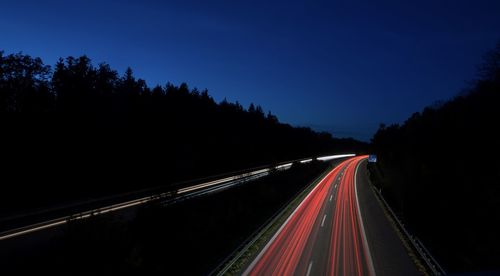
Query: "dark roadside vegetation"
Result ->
[[369, 42, 500, 273], [2, 160, 331, 275], [0, 51, 366, 216]]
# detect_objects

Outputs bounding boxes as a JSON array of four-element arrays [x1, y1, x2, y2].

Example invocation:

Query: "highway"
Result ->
[[0, 165, 272, 241], [244, 156, 420, 276], [0, 154, 354, 242]]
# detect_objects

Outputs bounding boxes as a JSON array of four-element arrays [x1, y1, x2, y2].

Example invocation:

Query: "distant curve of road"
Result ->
[[244, 156, 420, 276]]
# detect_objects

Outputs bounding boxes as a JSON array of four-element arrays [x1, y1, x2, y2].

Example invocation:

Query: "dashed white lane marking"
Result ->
[[321, 214, 327, 227], [306, 261, 313, 276]]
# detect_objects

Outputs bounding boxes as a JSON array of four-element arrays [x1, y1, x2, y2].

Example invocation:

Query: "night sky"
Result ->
[[2, 0, 500, 140]]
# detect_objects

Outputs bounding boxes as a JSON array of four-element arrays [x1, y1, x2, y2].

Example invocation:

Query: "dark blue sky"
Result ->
[[2, 0, 500, 140]]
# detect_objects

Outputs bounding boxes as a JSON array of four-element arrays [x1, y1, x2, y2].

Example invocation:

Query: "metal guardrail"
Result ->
[[371, 186, 447, 275]]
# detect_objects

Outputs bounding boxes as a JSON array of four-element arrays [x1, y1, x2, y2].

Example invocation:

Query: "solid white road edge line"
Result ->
[[354, 158, 377, 276]]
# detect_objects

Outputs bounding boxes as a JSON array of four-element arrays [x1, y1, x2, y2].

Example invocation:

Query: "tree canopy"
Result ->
[[0, 50, 366, 215]]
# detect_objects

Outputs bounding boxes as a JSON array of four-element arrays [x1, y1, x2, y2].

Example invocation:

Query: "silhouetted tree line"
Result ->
[[370, 42, 500, 272], [0, 51, 366, 215]]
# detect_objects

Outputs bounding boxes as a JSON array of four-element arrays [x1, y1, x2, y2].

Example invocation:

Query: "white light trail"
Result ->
[[317, 154, 355, 161]]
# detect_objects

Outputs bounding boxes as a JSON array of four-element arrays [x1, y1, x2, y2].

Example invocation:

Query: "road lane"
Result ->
[[246, 156, 375, 276], [355, 159, 421, 276], [327, 156, 374, 275], [245, 160, 345, 275]]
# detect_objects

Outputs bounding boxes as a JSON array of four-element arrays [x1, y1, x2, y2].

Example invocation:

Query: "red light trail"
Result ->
[[246, 156, 375, 276]]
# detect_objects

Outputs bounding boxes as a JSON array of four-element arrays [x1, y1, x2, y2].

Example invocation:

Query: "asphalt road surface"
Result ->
[[245, 156, 420, 276]]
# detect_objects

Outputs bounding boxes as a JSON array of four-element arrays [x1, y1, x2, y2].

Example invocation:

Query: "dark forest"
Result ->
[[0, 51, 366, 215], [370, 42, 500, 272]]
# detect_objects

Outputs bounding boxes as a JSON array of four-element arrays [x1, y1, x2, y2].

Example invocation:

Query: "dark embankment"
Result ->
[[2, 160, 332, 275], [370, 43, 500, 272]]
